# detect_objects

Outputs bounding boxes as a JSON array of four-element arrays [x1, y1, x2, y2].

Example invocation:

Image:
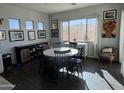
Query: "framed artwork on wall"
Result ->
[[9, 30, 24, 42], [51, 29, 59, 38], [37, 30, 46, 39], [28, 31, 35, 40], [103, 9, 117, 20], [0, 30, 6, 41], [51, 19, 58, 29], [0, 18, 4, 25], [102, 20, 116, 38]]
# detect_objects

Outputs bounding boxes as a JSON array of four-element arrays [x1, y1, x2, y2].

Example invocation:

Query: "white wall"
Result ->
[[49, 3, 124, 58], [0, 4, 49, 64]]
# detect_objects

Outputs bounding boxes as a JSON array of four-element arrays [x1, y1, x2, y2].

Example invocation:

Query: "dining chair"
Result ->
[[69, 42, 77, 49], [53, 49, 71, 79], [36, 47, 45, 73], [54, 42, 62, 48], [67, 46, 84, 78]]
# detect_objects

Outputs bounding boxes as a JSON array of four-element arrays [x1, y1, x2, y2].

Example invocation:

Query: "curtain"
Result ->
[[87, 17, 98, 58], [119, 9, 124, 77]]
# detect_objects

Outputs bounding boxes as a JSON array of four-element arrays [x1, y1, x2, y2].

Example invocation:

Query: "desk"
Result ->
[[43, 47, 78, 57]]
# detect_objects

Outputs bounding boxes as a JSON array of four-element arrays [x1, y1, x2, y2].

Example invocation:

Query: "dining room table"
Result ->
[[42, 47, 79, 76], [43, 47, 78, 57]]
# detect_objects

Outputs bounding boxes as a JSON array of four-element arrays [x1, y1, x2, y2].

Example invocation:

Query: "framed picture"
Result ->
[[51, 19, 58, 29], [28, 31, 35, 40], [102, 20, 116, 38], [0, 30, 6, 41], [37, 30, 46, 39], [9, 30, 24, 42], [0, 18, 4, 25], [103, 9, 117, 20], [51, 29, 59, 38]]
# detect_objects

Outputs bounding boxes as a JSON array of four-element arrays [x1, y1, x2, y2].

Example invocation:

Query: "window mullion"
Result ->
[[68, 20, 70, 42], [86, 18, 88, 42]]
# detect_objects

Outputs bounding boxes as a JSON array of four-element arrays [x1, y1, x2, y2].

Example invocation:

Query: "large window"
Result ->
[[25, 20, 34, 30], [62, 17, 97, 42], [37, 22, 44, 30], [8, 19, 20, 30], [62, 17, 97, 57]]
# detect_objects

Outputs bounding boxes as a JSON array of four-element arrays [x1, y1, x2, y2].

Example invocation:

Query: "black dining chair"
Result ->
[[36, 47, 45, 73], [53, 42, 62, 48], [53, 49, 71, 79], [67, 46, 84, 78], [69, 42, 77, 49]]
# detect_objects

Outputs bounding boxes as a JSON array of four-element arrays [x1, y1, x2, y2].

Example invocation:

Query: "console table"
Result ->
[[15, 42, 48, 64]]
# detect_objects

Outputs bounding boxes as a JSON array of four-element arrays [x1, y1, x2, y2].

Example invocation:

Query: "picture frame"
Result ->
[[28, 31, 35, 40], [9, 30, 24, 42], [0, 18, 4, 25], [51, 29, 59, 38], [103, 9, 117, 20], [0, 30, 6, 41], [37, 30, 46, 39], [102, 20, 116, 38], [51, 19, 58, 29]]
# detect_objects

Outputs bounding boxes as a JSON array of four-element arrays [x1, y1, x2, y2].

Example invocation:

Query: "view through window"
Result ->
[[25, 20, 34, 30], [8, 19, 20, 30], [62, 18, 97, 42], [37, 22, 44, 30]]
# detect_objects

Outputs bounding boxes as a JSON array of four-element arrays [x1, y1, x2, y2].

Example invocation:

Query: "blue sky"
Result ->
[[9, 19, 20, 29], [9, 19, 44, 30]]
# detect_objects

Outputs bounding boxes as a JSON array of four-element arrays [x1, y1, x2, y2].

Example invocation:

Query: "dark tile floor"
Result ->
[[1, 58, 124, 90]]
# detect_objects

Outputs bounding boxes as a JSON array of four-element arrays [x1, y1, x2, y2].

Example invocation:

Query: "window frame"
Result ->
[[8, 18, 20, 30], [25, 20, 34, 30]]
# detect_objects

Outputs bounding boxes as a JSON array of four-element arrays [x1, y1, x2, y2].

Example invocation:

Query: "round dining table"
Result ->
[[42, 47, 79, 78], [43, 47, 78, 57]]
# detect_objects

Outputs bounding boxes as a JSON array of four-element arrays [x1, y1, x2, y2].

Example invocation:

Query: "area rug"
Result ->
[[101, 69, 124, 90], [0, 75, 15, 90], [83, 71, 112, 90]]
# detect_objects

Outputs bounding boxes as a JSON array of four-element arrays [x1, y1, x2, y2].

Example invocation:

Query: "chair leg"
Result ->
[[110, 56, 114, 66], [76, 63, 80, 77], [66, 68, 69, 79], [62, 67, 65, 79], [79, 63, 83, 78]]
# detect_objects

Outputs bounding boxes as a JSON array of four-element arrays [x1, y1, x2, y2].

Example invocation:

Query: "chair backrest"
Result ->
[[53, 42, 62, 48], [69, 42, 77, 49], [77, 47, 84, 58], [54, 49, 71, 63], [100, 47, 117, 53]]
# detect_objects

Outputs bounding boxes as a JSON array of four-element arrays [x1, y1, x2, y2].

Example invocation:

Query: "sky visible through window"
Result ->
[[37, 22, 44, 30], [9, 19, 20, 29], [68, 18, 96, 26], [26, 20, 33, 30]]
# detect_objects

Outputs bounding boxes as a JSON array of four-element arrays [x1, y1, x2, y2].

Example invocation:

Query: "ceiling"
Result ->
[[9, 3, 101, 14]]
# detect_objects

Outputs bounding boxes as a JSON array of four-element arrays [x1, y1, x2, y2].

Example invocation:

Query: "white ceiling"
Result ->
[[9, 3, 101, 14]]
